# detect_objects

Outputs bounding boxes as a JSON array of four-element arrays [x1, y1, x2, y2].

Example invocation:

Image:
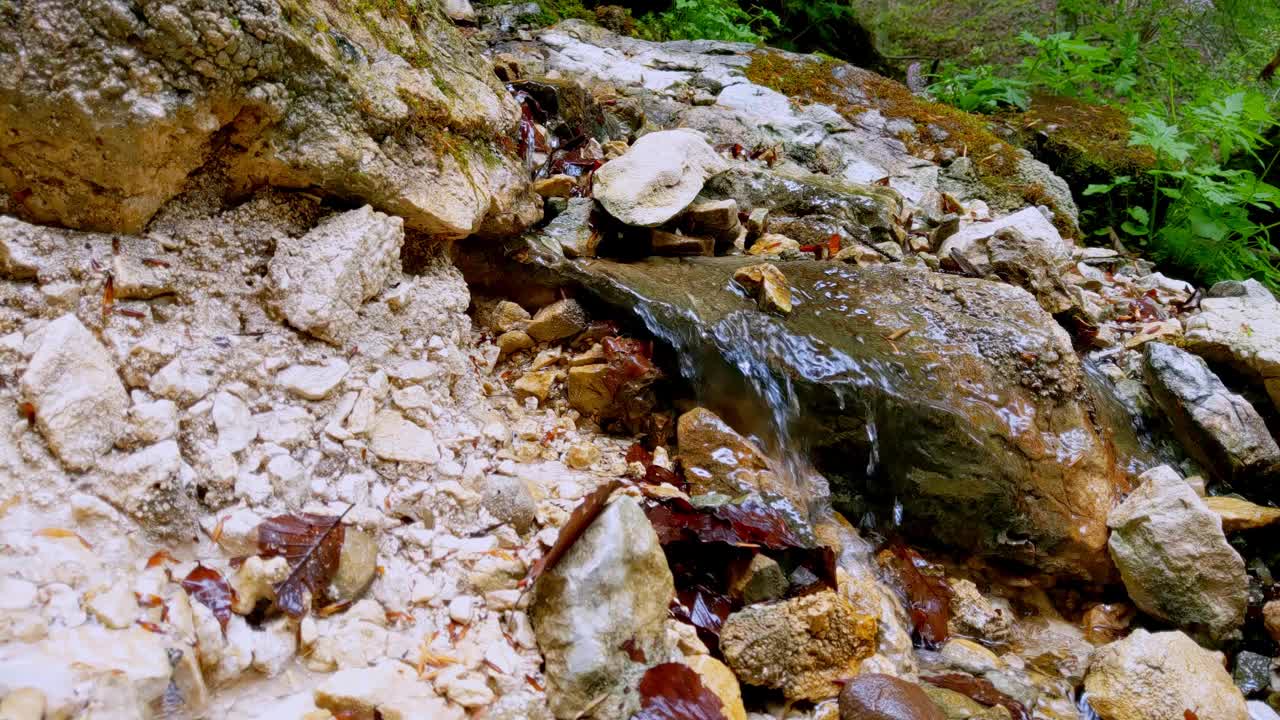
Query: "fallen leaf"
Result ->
[[181, 564, 234, 633], [631, 662, 729, 720], [621, 637, 647, 663], [35, 527, 92, 549], [882, 543, 951, 648], [146, 550, 177, 569], [525, 480, 623, 588], [256, 507, 351, 617]]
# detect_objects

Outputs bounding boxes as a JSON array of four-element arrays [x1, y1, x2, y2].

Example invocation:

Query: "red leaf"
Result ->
[[621, 637, 647, 663], [922, 674, 1028, 720], [1185, 711, 1199, 720], [671, 586, 734, 648], [181, 564, 234, 634], [827, 234, 842, 256], [145, 550, 176, 569], [626, 443, 654, 466], [631, 662, 729, 720], [881, 544, 952, 648], [642, 464, 686, 490], [525, 480, 623, 587], [644, 495, 808, 550], [256, 509, 350, 617]]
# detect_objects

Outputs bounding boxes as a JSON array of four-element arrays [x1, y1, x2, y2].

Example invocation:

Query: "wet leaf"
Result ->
[[626, 443, 654, 466], [882, 543, 952, 648], [671, 586, 734, 648], [102, 273, 115, 318], [35, 527, 92, 549], [256, 508, 351, 617], [645, 495, 808, 550], [525, 480, 623, 587], [620, 637, 647, 663], [922, 674, 1028, 720], [1185, 711, 1199, 720], [643, 464, 687, 491], [181, 564, 234, 633], [631, 662, 729, 720]]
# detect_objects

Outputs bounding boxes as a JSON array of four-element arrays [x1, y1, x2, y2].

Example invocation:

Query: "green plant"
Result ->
[[1016, 31, 1137, 103], [638, 0, 779, 43], [927, 63, 1029, 113]]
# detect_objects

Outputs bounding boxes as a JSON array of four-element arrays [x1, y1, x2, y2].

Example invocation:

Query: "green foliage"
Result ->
[[637, 0, 779, 43], [926, 64, 1029, 113], [1016, 31, 1137, 102]]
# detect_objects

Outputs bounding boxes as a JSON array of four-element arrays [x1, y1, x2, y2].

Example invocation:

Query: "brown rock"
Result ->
[[1264, 601, 1280, 644], [490, 300, 531, 333], [1204, 495, 1280, 532], [684, 199, 742, 241], [747, 233, 800, 256], [514, 370, 558, 403], [727, 554, 788, 604], [568, 364, 613, 416], [535, 174, 578, 198], [651, 229, 715, 257], [720, 590, 877, 701], [497, 330, 535, 357], [839, 674, 945, 720], [686, 655, 747, 720], [733, 263, 793, 314], [676, 408, 777, 499], [527, 299, 589, 342]]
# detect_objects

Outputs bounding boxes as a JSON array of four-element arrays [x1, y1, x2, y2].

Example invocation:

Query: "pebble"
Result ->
[[526, 299, 588, 342], [277, 359, 350, 400]]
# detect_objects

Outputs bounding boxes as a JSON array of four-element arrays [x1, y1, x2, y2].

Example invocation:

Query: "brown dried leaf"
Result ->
[[146, 550, 177, 569], [256, 509, 350, 617], [882, 544, 952, 648], [525, 480, 623, 587], [631, 662, 729, 720], [35, 527, 92, 549], [181, 564, 234, 634]]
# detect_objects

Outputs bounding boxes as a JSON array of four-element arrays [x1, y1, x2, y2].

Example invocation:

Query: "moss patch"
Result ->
[[998, 94, 1154, 183], [745, 50, 1076, 235]]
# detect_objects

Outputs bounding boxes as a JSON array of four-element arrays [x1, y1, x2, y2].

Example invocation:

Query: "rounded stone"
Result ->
[[839, 673, 945, 720], [330, 529, 378, 603]]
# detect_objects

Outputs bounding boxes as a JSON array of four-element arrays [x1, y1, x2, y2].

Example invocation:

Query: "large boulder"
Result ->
[[1143, 342, 1280, 484], [1184, 279, 1280, 413], [592, 128, 728, 227], [1106, 466, 1247, 644], [529, 495, 674, 719], [541, 255, 1121, 579], [0, 0, 538, 236], [1083, 630, 1246, 720]]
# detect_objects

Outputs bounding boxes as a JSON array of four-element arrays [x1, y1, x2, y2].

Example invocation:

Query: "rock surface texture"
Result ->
[[1084, 630, 1247, 720], [1185, 280, 1280, 412]]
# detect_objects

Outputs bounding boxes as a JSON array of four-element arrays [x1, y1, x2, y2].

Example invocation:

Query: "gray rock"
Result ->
[[1084, 630, 1246, 720], [1233, 651, 1271, 696], [939, 207, 1070, 277], [1144, 342, 1280, 484], [0, 0, 538, 237], [593, 129, 728, 227], [19, 314, 129, 471], [536, 198, 598, 259], [481, 474, 538, 534], [1249, 701, 1280, 720], [330, 529, 378, 604], [530, 495, 673, 719], [268, 206, 404, 345], [1184, 279, 1280, 414], [1107, 466, 1247, 644], [986, 227, 1076, 314]]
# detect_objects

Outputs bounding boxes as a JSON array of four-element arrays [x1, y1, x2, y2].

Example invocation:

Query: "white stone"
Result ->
[[368, 410, 440, 464], [939, 207, 1070, 275], [278, 358, 350, 400], [448, 595, 476, 624], [0, 576, 38, 611], [442, 0, 476, 22], [213, 391, 255, 453], [255, 406, 314, 447], [19, 314, 129, 470], [149, 357, 212, 404], [130, 398, 178, 443], [593, 129, 729, 227], [439, 667, 495, 708], [313, 661, 462, 720], [268, 206, 404, 345], [84, 582, 140, 629]]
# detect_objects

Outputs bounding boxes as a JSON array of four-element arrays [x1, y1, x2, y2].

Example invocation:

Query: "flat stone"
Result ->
[[1184, 279, 1280, 412], [1205, 496, 1280, 532], [733, 263, 792, 314], [1144, 342, 1280, 484], [650, 229, 714, 256], [84, 582, 140, 629], [513, 370, 558, 403], [1107, 468, 1247, 644], [593, 128, 728, 227], [527, 299, 589, 342], [314, 661, 461, 720], [277, 359, 350, 400], [368, 410, 440, 464], [19, 314, 129, 470], [1084, 630, 1246, 720], [112, 255, 174, 300], [682, 198, 741, 235]]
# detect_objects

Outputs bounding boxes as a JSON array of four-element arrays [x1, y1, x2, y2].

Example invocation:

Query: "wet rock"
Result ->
[[268, 207, 404, 345], [727, 554, 789, 604], [734, 263, 793, 315], [0, 0, 535, 237], [1205, 496, 1280, 532], [1107, 466, 1246, 643], [314, 661, 461, 720], [19, 314, 129, 471], [687, 655, 748, 720], [650, 229, 715, 256], [278, 359, 350, 401], [538, 198, 599, 259], [1083, 629, 1246, 720], [939, 207, 1069, 277], [546, 257, 1121, 578], [567, 364, 613, 417], [527, 299, 589, 342], [331, 530, 379, 604], [368, 410, 440, 465], [677, 407, 778, 499], [948, 578, 1012, 643], [840, 674, 945, 720], [1144, 342, 1280, 484], [535, 174, 577, 198], [1234, 651, 1272, 696], [593, 128, 728, 227], [530, 495, 674, 719], [1184, 280, 1280, 413], [921, 686, 1009, 719], [720, 589, 877, 701], [748, 233, 802, 256], [683, 198, 742, 238]]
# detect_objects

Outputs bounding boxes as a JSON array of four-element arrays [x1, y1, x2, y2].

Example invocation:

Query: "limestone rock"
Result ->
[[0, 216, 40, 280], [368, 410, 440, 465], [839, 674, 945, 720], [985, 226, 1076, 314], [1205, 496, 1280, 532], [748, 233, 802, 256], [112, 255, 174, 300], [443, 0, 478, 24], [1084, 630, 1246, 720], [527, 299, 589, 342], [939, 207, 1070, 276], [497, 330, 536, 357], [534, 175, 577, 198], [514, 370, 558, 403], [482, 474, 538, 534], [268, 207, 404, 345], [0, 688, 45, 720], [539, 198, 600, 259], [84, 582, 140, 629], [19, 314, 129, 471], [530, 495, 674, 719], [314, 661, 462, 720], [682, 198, 741, 237], [567, 364, 613, 416], [278, 359, 350, 400], [0, 0, 536, 237], [733, 263, 793, 314], [1144, 342, 1280, 484], [720, 589, 876, 701], [593, 129, 728, 227], [677, 408, 779, 500], [212, 391, 256, 454], [1184, 280, 1280, 413], [686, 655, 747, 720], [230, 556, 291, 614], [331, 530, 379, 604], [1107, 468, 1247, 644]]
